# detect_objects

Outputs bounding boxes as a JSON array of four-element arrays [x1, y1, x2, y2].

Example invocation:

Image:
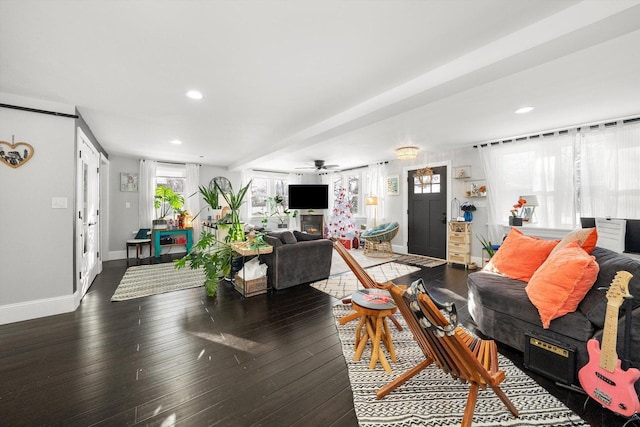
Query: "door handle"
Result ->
[[442, 212, 447, 224]]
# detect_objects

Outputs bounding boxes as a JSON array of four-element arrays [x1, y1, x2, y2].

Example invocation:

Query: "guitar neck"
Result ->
[[600, 302, 620, 373]]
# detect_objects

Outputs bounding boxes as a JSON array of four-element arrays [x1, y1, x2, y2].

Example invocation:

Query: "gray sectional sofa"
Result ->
[[468, 246, 640, 387], [261, 230, 333, 290]]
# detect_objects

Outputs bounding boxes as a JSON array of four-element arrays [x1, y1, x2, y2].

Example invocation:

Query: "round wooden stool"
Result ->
[[351, 289, 397, 372]]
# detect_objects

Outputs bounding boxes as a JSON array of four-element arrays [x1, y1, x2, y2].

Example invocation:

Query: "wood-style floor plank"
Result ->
[[0, 255, 621, 426]]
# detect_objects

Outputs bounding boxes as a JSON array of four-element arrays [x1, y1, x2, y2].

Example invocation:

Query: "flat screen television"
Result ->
[[288, 184, 329, 210]]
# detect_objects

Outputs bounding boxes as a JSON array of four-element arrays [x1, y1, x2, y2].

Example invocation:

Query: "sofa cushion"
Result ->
[[467, 271, 594, 342], [578, 247, 640, 328], [483, 227, 559, 282], [268, 230, 297, 244], [293, 230, 322, 241], [526, 240, 599, 328], [550, 227, 598, 256]]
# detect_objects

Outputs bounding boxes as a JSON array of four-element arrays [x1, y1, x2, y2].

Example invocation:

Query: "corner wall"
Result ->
[[0, 94, 77, 324]]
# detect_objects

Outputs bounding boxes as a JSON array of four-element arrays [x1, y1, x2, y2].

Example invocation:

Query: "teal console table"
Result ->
[[153, 228, 193, 258]]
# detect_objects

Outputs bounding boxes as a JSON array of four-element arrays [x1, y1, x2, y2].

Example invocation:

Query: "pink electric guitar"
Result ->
[[578, 271, 640, 417]]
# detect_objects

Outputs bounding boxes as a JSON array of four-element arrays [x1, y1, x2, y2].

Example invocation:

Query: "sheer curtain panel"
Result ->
[[139, 159, 157, 229], [579, 122, 640, 219], [185, 163, 201, 241]]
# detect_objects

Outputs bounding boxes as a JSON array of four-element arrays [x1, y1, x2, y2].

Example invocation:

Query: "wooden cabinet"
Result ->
[[448, 221, 471, 268]]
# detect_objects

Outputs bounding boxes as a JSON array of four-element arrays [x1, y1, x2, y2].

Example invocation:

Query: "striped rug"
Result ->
[[334, 304, 588, 427], [111, 262, 205, 301]]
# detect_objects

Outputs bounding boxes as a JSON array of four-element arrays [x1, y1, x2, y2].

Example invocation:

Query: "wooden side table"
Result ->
[[350, 289, 398, 372], [230, 242, 273, 297]]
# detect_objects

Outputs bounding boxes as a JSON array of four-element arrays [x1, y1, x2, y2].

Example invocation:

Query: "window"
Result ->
[[249, 173, 288, 215], [413, 173, 440, 194], [156, 162, 186, 216], [479, 121, 640, 233], [333, 171, 362, 215]]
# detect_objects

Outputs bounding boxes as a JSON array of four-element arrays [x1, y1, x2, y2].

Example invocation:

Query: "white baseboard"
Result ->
[[110, 246, 185, 262], [0, 293, 78, 325], [110, 250, 126, 260]]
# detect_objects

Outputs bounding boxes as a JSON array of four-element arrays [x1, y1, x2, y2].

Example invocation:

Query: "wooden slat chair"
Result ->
[[333, 241, 519, 427], [334, 242, 403, 331]]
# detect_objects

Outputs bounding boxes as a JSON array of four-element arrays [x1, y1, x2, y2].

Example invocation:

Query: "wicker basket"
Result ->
[[233, 273, 268, 297]]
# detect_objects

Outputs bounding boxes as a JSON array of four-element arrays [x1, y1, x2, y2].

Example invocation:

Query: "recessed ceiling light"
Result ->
[[169, 139, 182, 145], [186, 90, 203, 100], [515, 106, 535, 114]]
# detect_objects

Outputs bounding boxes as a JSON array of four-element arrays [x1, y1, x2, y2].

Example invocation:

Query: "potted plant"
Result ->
[[267, 195, 298, 228], [153, 186, 185, 229], [460, 202, 476, 222], [175, 180, 252, 296], [509, 197, 526, 226], [217, 180, 252, 242]]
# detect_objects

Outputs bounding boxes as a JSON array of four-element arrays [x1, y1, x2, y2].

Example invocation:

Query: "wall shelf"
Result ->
[[453, 165, 471, 179]]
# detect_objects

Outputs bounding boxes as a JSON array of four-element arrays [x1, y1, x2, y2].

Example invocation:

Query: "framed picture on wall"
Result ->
[[120, 172, 138, 192], [386, 175, 399, 196]]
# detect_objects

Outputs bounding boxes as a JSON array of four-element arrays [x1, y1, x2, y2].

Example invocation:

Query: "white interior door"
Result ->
[[76, 129, 101, 299]]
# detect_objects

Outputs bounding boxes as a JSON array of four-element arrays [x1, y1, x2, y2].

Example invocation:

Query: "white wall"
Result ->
[[384, 146, 488, 262], [0, 94, 77, 324], [107, 159, 241, 259]]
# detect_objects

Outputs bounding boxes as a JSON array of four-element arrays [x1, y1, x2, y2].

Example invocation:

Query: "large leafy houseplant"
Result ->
[[266, 195, 298, 228], [217, 180, 252, 242], [175, 180, 252, 296], [154, 186, 184, 219]]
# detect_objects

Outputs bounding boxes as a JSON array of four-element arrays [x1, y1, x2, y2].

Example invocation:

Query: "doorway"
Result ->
[[76, 129, 101, 300], [407, 165, 447, 258]]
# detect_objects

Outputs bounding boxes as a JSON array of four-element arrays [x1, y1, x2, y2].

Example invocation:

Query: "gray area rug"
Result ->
[[394, 253, 447, 268], [111, 262, 205, 301], [311, 262, 419, 300], [334, 304, 588, 427]]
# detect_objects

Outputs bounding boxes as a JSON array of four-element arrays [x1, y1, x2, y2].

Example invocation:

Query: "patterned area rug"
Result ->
[[310, 262, 419, 300], [394, 254, 447, 268], [334, 304, 588, 427], [111, 262, 205, 301]]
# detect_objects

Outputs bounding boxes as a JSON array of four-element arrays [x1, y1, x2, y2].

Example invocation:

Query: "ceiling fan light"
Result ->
[[396, 146, 419, 160]]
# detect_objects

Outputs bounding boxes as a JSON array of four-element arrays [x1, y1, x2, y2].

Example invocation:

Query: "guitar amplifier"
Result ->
[[524, 332, 576, 384]]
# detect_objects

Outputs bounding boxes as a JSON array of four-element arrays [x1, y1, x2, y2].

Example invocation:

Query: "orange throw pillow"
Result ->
[[483, 228, 559, 282], [526, 240, 599, 328], [550, 227, 598, 256]]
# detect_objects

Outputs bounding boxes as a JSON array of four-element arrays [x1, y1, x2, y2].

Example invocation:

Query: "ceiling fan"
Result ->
[[296, 160, 340, 171]]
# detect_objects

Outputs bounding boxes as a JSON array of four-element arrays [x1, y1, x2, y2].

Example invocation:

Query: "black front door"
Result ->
[[407, 166, 447, 258]]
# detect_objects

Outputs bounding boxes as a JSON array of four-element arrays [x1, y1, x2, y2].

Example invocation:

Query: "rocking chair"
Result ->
[[334, 241, 519, 427]]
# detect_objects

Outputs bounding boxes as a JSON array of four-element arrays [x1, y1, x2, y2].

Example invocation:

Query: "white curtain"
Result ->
[[320, 172, 335, 230], [288, 173, 303, 229], [139, 159, 157, 229], [185, 163, 201, 242], [365, 163, 386, 227], [579, 122, 640, 219], [478, 132, 576, 242]]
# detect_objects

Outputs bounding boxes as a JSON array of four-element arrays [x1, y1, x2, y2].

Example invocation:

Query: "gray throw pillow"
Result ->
[[294, 230, 321, 241], [279, 231, 298, 244]]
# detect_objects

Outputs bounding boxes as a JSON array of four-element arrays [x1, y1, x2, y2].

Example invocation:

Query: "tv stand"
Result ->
[[300, 214, 324, 237]]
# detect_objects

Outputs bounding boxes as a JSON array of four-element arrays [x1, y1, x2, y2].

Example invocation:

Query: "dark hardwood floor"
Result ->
[[0, 254, 635, 426]]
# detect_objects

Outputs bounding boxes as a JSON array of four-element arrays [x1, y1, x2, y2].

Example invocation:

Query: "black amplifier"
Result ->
[[524, 332, 576, 385]]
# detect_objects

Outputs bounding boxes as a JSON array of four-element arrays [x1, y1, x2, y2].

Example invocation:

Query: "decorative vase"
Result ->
[[463, 211, 473, 222], [509, 216, 523, 226]]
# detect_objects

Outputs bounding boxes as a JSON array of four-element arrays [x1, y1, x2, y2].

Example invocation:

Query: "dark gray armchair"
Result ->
[[261, 231, 333, 290]]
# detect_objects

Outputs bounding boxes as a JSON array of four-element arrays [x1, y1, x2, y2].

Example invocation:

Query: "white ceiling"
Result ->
[[2, 0, 640, 172]]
